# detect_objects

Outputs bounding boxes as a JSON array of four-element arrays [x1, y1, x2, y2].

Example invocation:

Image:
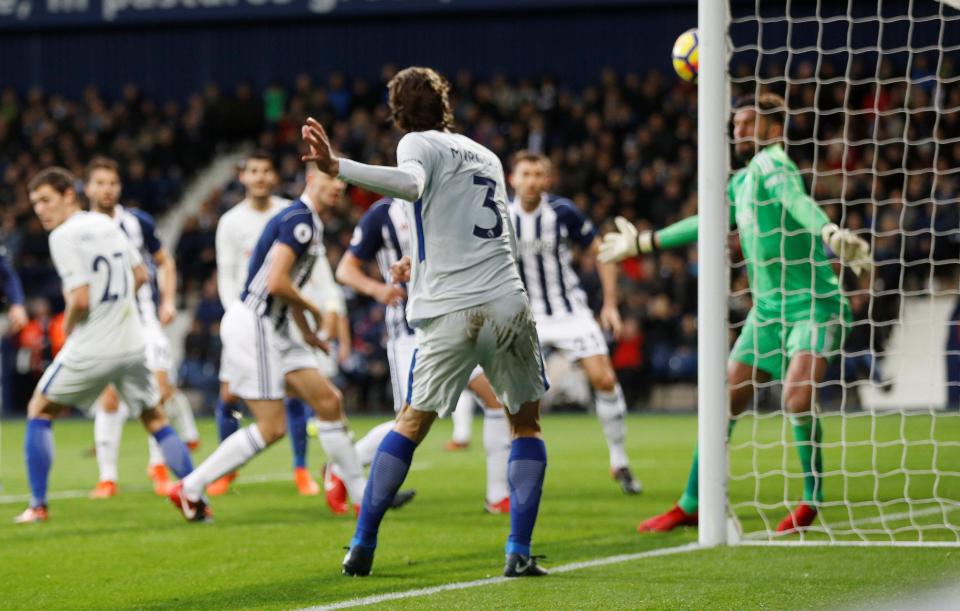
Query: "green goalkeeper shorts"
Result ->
[[730, 307, 846, 380]]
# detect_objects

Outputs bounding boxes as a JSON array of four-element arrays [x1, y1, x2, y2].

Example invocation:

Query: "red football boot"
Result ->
[[322, 464, 349, 515], [776, 503, 818, 534], [637, 505, 698, 533], [148, 464, 173, 496], [168, 482, 212, 522], [294, 467, 320, 496], [485, 497, 510, 515], [89, 480, 118, 499], [206, 471, 237, 496]]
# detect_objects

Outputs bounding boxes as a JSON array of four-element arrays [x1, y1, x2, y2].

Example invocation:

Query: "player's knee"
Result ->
[[259, 419, 287, 444], [312, 387, 344, 421], [139, 407, 167, 432], [508, 402, 541, 438], [591, 369, 618, 393], [394, 406, 434, 443], [784, 385, 815, 413], [26, 393, 51, 419]]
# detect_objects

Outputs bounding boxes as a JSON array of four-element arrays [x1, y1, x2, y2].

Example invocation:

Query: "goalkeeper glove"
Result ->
[[821, 223, 872, 276], [599, 217, 656, 263]]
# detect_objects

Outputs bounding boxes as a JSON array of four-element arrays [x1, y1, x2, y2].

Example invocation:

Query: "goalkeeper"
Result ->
[[600, 93, 871, 534]]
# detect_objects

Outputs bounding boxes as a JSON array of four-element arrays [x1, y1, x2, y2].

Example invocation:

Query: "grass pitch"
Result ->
[[1, 413, 959, 609]]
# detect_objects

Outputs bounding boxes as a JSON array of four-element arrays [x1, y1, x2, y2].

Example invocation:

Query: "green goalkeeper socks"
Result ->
[[677, 420, 737, 515], [790, 415, 824, 504]]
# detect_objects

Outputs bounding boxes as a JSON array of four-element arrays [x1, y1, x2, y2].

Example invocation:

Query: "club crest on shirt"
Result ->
[[294, 223, 312, 244]]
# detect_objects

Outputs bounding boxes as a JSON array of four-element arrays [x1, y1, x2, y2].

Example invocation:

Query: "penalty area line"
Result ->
[[302, 542, 702, 610]]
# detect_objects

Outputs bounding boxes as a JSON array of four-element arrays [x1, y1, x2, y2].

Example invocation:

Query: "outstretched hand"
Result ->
[[598, 217, 641, 264], [301, 117, 340, 176]]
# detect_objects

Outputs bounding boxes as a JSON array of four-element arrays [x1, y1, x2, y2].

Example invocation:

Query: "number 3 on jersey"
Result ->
[[472, 175, 503, 240], [92, 251, 129, 302]]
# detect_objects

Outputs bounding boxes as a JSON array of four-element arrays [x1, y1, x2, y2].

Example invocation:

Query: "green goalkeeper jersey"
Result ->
[[657, 143, 846, 322]]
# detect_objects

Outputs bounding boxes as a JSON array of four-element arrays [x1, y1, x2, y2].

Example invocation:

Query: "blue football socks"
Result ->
[[25, 419, 53, 509], [285, 398, 309, 469], [153, 425, 194, 479], [351, 431, 416, 550], [215, 397, 241, 442], [506, 437, 547, 556]]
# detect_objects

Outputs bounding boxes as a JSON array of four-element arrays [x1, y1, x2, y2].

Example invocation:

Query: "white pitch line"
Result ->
[[302, 543, 702, 611], [0, 463, 432, 505]]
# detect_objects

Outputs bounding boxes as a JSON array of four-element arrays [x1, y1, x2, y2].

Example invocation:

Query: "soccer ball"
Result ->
[[672, 28, 699, 83]]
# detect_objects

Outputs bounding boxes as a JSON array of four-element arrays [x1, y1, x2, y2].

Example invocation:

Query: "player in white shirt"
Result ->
[[168, 163, 367, 522], [507, 151, 641, 495], [210, 151, 322, 498], [83, 157, 201, 500], [15, 167, 195, 524], [337, 196, 513, 514], [303, 66, 548, 577]]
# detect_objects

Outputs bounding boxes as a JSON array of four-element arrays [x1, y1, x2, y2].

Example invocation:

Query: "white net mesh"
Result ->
[[726, 0, 960, 545]]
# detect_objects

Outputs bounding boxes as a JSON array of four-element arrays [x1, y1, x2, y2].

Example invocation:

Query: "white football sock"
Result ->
[[182, 424, 266, 501], [354, 420, 395, 466], [316, 420, 366, 504], [596, 384, 629, 469], [147, 435, 165, 467], [451, 391, 475, 444], [169, 391, 200, 444], [94, 402, 125, 483], [483, 407, 511, 504]]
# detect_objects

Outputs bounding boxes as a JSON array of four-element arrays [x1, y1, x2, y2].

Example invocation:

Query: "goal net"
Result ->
[[722, 0, 960, 546]]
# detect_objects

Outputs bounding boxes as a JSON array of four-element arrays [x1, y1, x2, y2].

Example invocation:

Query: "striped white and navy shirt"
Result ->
[[509, 193, 596, 319], [240, 197, 323, 331], [348, 197, 415, 340], [113, 205, 162, 325]]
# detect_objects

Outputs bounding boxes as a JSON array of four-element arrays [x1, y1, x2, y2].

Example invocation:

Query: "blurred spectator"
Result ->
[[3, 57, 958, 412]]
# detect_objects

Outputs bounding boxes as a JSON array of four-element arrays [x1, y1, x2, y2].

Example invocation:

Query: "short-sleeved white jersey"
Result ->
[[49, 211, 145, 364], [397, 130, 525, 325], [215, 196, 289, 308]]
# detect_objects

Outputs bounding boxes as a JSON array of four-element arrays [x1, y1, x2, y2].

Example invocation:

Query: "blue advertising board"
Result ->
[[0, 0, 666, 30]]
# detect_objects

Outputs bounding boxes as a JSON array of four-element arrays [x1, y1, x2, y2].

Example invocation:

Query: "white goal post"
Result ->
[[698, 0, 960, 547]]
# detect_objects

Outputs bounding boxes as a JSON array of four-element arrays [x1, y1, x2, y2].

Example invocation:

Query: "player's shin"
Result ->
[[352, 431, 416, 550], [483, 408, 510, 505], [215, 397, 241, 442], [506, 436, 547, 557], [152, 426, 194, 479], [316, 420, 365, 503], [595, 384, 629, 469], [790, 413, 824, 504], [286, 398, 310, 469], [25, 419, 54, 508], [182, 424, 266, 500], [94, 402, 124, 483]]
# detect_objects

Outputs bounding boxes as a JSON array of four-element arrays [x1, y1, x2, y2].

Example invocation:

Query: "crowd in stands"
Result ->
[[1, 57, 958, 413]]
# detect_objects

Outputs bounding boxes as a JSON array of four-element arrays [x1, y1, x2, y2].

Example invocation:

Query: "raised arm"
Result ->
[[599, 215, 700, 263], [301, 117, 425, 201]]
